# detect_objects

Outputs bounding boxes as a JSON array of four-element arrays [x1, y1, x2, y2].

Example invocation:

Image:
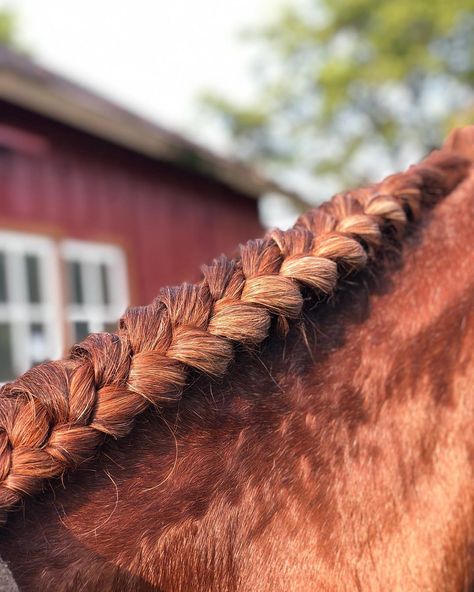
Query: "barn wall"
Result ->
[[0, 102, 262, 306]]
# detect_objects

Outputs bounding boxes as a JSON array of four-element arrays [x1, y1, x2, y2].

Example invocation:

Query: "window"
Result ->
[[0, 231, 62, 381], [0, 232, 129, 382], [61, 240, 129, 345]]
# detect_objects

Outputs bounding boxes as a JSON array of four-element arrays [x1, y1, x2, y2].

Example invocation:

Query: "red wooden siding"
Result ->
[[0, 102, 262, 306]]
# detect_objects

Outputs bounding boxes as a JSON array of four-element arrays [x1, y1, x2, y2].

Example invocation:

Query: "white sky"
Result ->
[[0, 0, 286, 150]]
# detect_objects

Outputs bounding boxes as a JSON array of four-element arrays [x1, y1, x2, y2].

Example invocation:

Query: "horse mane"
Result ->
[[0, 128, 472, 526]]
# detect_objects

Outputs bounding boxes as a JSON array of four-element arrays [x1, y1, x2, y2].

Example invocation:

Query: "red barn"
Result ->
[[0, 46, 300, 382]]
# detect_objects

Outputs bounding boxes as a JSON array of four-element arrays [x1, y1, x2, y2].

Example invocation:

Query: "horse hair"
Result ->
[[0, 129, 471, 526]]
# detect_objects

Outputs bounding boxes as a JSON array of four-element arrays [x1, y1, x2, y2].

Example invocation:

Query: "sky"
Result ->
[[0, 0, 286, 150]]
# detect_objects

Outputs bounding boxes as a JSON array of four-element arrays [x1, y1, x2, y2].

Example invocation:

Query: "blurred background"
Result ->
[[0, 0, 472, 380]]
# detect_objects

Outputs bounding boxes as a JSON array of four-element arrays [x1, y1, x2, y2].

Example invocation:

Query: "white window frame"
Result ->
[[61, 239, 129, 342], [0, 230, 63, 377]]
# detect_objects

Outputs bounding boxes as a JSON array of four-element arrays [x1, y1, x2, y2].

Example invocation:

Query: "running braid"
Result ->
[[0, 134, 471, 525]]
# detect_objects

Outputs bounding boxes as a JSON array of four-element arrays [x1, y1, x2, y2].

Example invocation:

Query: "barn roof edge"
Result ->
[[0, 45, 309, 209]]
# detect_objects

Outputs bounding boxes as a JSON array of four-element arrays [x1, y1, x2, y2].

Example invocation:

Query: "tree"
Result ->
[[0, 8, 19, 47], [203, 0, 474, 198]]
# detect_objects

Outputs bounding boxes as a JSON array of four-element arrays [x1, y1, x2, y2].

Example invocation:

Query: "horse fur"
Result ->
[[0, 128, 473, 591]]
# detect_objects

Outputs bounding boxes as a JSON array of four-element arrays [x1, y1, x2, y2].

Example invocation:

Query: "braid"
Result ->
[[0, 138, 470, 524]]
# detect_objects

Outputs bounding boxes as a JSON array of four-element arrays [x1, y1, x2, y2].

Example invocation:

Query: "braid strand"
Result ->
[[0, 134, 471, 524]]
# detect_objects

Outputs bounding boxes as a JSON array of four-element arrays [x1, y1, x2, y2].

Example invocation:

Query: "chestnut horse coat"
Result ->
[[0, 127, 473, 591]]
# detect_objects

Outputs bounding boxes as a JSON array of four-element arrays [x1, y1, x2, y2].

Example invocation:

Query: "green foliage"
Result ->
[[0, 9, 19, 47], [203, 0, 474, 193]]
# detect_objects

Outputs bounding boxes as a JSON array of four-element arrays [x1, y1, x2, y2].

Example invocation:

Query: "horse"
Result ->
[[0, 127, 473, 591]]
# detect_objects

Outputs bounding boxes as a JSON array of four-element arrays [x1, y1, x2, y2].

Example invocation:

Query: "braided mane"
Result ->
[[0, 131, 471, 526]]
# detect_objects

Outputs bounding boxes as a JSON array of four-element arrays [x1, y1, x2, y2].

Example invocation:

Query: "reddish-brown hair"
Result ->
[[0, 131, 471, 531], [0, 127, 474, 592]]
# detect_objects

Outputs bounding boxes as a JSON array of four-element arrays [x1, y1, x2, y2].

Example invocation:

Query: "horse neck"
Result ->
[[279, 167, 474, 589], [1, 167, 474, 592]]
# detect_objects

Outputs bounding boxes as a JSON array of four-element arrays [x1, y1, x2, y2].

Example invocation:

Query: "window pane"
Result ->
[[29, 322, 48, 365], [25, 254, 41, 303], [83, 262, 100, 304], [72, 321, 89, 343], [67, 261, 83, 304], [0, 253, 7, 303], [0, 323, 14, 381], [100, 263, 110, 305]]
